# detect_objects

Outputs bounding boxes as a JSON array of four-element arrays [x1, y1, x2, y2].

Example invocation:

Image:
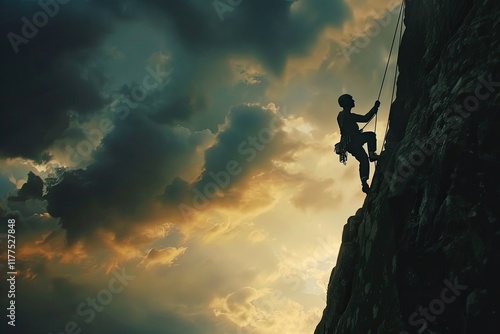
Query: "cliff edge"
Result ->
[[315, 0, 500, 333]]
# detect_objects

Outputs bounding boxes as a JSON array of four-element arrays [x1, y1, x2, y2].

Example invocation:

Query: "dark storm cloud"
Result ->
[[1, 2, 355, 333], [45, 113, 208, 243], [0, 172, 57, 239], [120, 71, 209, 125], [0, 0, 125, 160], [162, 104, 302, 212], [120, 0, 351, 129], [3, 272, 215, 334], [144, 0, 351, 74], [1, 0, 350, 160], [196, 104, 284, 189], [4, 0, 348, 239], [0, 275, 82, 334], [8, 171, 43, 201]]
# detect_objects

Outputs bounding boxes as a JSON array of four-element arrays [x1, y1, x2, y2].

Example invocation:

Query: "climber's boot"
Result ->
[[361, 177, 370, 193]]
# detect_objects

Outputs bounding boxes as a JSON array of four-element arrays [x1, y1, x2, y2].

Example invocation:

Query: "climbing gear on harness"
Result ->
[[334, 115, 353, 165], [335, 132, 352, 165], [334, 0, 405, 169], [334, 139, 348, 165]]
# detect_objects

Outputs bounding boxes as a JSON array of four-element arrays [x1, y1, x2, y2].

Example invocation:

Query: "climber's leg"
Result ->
[[349, 144, 370, 192], [360, 132, 378, 161]]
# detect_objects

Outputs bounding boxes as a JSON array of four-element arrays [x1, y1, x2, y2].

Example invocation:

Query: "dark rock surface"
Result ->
[[315, 0, 499, 333]]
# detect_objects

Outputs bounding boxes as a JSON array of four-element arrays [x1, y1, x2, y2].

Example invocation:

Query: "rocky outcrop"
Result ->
[[315, 0, 500, 333]]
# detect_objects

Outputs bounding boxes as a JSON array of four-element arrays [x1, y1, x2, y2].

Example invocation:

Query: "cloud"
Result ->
[[162, 103, 304, 217], [290, 177, 341, 211], [0, 1, 125, 160], [133, 0, 350, 74], [44, 113, 210, 244], [139, 246, 187, 269], [0, 197, 95, 276], [248, 229, 270, 243], [212, 287, 266, 327], [1, 0, 352, 159], [195, 104, 286, 189], [0, 1, 391, 333], [2, 264, 215, 334], [8, 171, 43, 201], [211, 286, 322, 334]]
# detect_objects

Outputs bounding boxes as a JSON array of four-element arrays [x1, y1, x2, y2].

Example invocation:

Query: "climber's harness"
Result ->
[[334, 113, 353, 165]]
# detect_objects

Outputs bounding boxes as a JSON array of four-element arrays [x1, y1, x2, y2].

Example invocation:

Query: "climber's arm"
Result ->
[[352, 101, 380, 123]]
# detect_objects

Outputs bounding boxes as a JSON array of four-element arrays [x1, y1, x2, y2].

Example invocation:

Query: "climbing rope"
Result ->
[[335, 1, 405, 167], [382, 2, 405, 151], [361, 0, 405, 134]]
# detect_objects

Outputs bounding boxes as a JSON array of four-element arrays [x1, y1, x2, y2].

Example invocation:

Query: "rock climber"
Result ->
[[337, 94, 380, 193]]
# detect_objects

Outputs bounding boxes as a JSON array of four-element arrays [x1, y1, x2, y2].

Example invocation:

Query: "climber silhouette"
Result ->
[[337, 94, 380, 193]]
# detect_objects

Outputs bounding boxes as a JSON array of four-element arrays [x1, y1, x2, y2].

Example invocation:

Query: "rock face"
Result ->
[[315, 0, 500, 333]]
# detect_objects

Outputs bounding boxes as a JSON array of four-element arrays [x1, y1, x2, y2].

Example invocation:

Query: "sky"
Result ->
[[1, 0, 403, 333]]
